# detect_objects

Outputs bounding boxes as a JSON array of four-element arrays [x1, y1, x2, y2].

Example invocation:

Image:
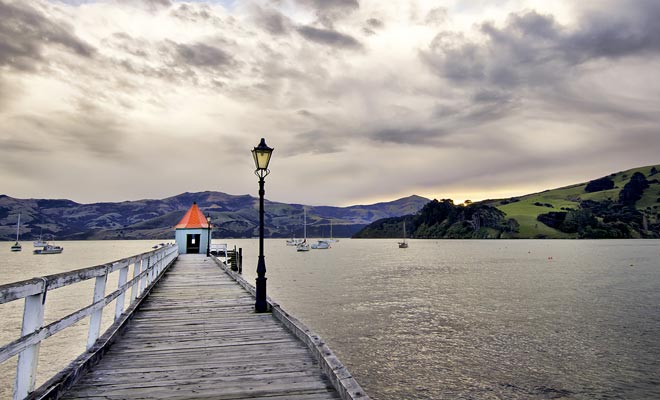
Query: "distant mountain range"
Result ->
[[0, 192, 430, 241], [355, 164, 660, 239]]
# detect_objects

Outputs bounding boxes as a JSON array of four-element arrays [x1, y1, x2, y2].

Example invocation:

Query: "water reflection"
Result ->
[[1, 239, 659, 399]]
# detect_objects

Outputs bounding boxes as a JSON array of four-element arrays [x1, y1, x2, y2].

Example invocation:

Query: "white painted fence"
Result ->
[[0, 244, 178, 400]]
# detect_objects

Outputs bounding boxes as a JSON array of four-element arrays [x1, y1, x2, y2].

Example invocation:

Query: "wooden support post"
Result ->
[[13, 291, 46, 400], [238, 247, 243, 274], [140, 257, 150, 294], [131, 259, 142, 303], [114, 266, 129, 322], [87, 272, 107, 350], [156, 252, 163, 276]]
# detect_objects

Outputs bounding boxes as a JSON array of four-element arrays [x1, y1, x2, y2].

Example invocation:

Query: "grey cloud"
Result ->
[[0, 1, 95, 71], [174, 42, 233, 67], [251, 5, 292, 35], [287, 131, 343, 155], [363, 18, 383, 35], [4, 99, 127, 159], [293, 0, 359, 28], [433, 90, 517, 129], [425, 7, 447, 26], [424, 2, 660, 89], [366, 18, 384, 29], [472, 89, 512, 104], [297, 109, 316, 118], [170, 3, 219, 23], [293, 0, 359, 12], [566, 1, 660, 61], [107, 32, 149, 58], [297, 25, 363, 49], [417, 4, 660, 137], [371, 127, 447, 145], [118, 0, 172, 12]]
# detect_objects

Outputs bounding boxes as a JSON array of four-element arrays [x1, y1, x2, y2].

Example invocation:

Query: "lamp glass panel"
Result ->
[[254, 150, 272, 170], [252, 150, 259, 170]]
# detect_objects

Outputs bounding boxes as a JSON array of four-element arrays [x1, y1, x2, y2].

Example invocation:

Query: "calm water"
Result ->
[[1, 239, 660, 399]]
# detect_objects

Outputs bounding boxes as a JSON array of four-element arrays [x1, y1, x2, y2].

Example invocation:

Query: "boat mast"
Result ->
[[16, 213, 21, 242]]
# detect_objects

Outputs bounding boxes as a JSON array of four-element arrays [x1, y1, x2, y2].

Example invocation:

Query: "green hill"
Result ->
[[490, 164, 660, 238], [354, 164, 660, 239]]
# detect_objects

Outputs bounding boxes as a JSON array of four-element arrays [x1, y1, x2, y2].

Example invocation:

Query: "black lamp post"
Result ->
[[206, 214, 212, 257], [252, 138, 274, 313]]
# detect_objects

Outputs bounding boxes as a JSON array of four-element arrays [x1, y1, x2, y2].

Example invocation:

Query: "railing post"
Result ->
[[131, 259, 142, 303], [13, 290, 46, 400], [87, 271, 108, 350], [140, 256, 150, 294], [114, 265, 129, 322], [154, 252, 161, 280], [147, 255, 154, 286]]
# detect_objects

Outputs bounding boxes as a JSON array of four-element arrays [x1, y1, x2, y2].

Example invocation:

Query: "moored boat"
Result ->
[[398, 221, 408, 248], [296, 240, 310, 252], [34, 244, 64, 255], [10, 214, 22, 252], [34, 230, 47, 247], [286, 238, 304, 246], [296, 208, 310, 252], [311, 240, 331, 249]]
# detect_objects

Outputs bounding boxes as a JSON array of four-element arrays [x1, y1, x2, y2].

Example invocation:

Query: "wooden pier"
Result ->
[[0, 248, 368, 400]]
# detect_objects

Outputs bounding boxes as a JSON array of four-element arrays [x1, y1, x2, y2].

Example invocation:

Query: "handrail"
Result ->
[[211, 256, 370, 400], [0, 244, 179, 400]]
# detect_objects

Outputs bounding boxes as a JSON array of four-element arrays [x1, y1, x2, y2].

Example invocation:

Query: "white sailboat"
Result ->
[[398, 221, 408, 248], [10, 214, 22, 252], [34, 229, 47, 247], [286, 236, 303, 246], [296, 208, 310, 252], [311, 240, 330, 249], [326, 220, 339, 243]]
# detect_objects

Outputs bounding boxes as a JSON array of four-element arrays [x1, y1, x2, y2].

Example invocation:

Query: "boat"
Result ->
[[325, 220, 339, 243], [10, 214, 22, 252], [286, 237, 304, 246], [398, 221, 408, 249], [311, 240, 331, 249], [296, 209, 310, 252], [296, 240, 310, 252], [33, 230, 47, 247], [34, 244, 64, 255]]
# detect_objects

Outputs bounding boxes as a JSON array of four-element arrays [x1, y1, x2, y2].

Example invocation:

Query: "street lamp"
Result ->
[[206, 214, 212, 257], [252, 138, 273, 313]]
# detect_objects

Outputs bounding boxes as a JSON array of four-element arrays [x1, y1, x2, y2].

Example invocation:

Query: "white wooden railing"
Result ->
[[0, 244, 178, 400]]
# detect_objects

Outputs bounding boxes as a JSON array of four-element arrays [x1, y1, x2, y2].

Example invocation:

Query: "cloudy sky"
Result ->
[[1, 0, 659, 206]]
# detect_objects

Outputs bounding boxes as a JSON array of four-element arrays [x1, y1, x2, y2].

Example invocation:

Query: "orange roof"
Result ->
[[175, 203, 210, 229]]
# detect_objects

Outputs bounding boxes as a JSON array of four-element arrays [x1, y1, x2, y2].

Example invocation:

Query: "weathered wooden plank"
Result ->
[[66, 379, 334, 398], [64, 390, 340, 400], [56, 254, 343, 400]]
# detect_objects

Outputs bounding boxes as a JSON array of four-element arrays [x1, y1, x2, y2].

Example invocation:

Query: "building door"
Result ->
[[186, 234, 201, 254]]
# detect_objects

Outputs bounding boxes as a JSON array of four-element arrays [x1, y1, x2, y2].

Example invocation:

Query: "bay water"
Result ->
[[1, 239, 659, 399]]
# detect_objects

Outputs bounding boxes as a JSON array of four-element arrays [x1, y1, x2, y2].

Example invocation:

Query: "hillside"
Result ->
[[354, 164, 660, 239], [0, 192, 429, 241], [490, 164, 660, 238]]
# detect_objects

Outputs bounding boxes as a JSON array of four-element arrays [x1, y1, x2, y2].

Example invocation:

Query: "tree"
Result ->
[[585, 176, 615, 193], [618, 172, 649, 206]]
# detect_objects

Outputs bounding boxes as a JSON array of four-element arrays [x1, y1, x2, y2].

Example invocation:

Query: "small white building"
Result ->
[[174, 202, 211, 254]]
